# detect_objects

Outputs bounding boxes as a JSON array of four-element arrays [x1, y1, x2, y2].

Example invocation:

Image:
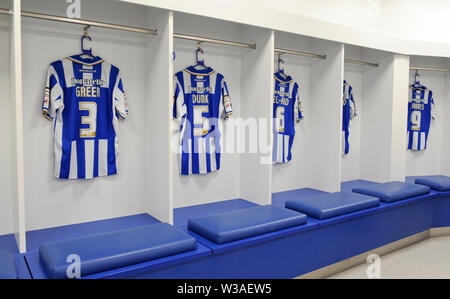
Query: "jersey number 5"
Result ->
[[79, 102, 97, 138], [193, 105, 209, 136]]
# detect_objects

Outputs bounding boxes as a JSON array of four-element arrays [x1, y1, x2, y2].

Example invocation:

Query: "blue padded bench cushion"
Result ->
[[414, 175, 450, 191], [352, 181, 430, 203], [188, 205, 307, 244], [0, 250, 17, 279], [39, 223, 197, 279], [285, 192, 380, 220]]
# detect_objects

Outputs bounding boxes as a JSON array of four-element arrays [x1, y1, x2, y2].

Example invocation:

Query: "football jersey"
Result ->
[[173, 66, 232, 175], [407, 83, 435, 151], [272, 71, 303, 163], [342, 80, 357, 155], [42, 55, 128, 179]]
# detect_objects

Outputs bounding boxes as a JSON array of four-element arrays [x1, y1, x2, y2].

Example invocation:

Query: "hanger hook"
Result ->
[[197, 42, 203, 52], [84, 25, 90, 38], [278, 52, 283, 62]]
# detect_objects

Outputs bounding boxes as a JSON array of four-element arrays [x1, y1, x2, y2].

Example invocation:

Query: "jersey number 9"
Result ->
[[410, 110, 421, 131]]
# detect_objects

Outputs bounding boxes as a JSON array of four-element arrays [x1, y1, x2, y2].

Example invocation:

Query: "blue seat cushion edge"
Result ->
[[285, 192, 380, 219], [188, 205, 307, 244], [39, 223, 197, 279], [0, 250, 18, 279], [414, 175, 450, 191], [352, 181, 430, 203]]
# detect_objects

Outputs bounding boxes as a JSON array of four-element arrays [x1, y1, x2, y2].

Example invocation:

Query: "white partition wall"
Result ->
[[308, 40, 344, 192], [0, 0, 26, 253], [342, 46, 409, 184], [271, 33, 312, 193], [442, 62, 450, 176], [172, 14, 244, 208], [20, 0, 161, 232], [272, 32, 339, 193], [145, 9, 173, 223], [0, 1, 13, 237], [341, 45, 364, 182], [358, 51, 409, 183], [10, 0, 26, 253], [389, 55, 409, 181], [172, 13, 273, 208], [407, 56, 450, 177], [239, 27, 273, 205]]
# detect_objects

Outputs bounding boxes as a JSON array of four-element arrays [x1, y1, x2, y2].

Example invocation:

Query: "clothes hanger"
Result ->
[[80, 25, 95, 59], [411, 69, 426, 90], [194, 42, 208, 70], [277, 53, 287, 78], [414, 69, 421, 84]]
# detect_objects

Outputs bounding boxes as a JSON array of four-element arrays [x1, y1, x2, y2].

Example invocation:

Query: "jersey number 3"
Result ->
[[79, 102, 97, 138]]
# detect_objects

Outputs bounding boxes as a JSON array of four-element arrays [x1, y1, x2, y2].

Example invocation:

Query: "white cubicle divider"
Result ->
[[271, 32, 343, 194], [0, 0, 26, 253], [0, 2, 13, 238], [407, 56, 450, 177], [172, 13, 273, 208], [239, 27, 274, 205], [20, 0, 162, 235], [307, 40, 344, 192], [443, 63, 450, 176], [359, 51, 409, 183], [341, 46, 409, 185], [389, 54, 410, 181], [341, 45, 364, 183], [10, 0, 26, 254], [172, 13, 246, 208], [145, 9, 173, 224]]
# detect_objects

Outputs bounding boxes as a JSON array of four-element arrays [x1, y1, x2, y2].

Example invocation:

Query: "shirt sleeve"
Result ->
[[294, 84, 304, 123], [113, 72, 128, 120], [222, 79, 232, 119], [42, 65, 64, 120], [173, 77, 186, 122], [349, 87, 357, 119], [431, 94, 436, 119]]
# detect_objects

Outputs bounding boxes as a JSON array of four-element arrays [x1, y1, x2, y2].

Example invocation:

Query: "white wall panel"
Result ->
[[271, 33, 312, 193], [9, 0, 26, 253], [341, 45, 364, 182], [21, 0, 153, 231], [239, 27, 273, 205], [172, 13, 244, 208], [389, 54, 409, 181], [146, 9, 173, 223], [359, 51, 394, 182], [308, 40, 343, 192], [441, 61, 450, 176], [0, 10, 14, 236], [406, 56, 447, 176]]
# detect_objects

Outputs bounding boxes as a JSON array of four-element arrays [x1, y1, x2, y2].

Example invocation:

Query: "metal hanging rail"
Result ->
[[274, 48, 326, 60], [344, 58, 379, 68], [0, 8, 158, 35], [410, 66, 450, 73], [173, 33, 256, 49], [0, 9, 256, 49]]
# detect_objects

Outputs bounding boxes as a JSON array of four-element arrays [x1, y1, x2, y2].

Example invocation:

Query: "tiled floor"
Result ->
[[329, 236, 450, 279]]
